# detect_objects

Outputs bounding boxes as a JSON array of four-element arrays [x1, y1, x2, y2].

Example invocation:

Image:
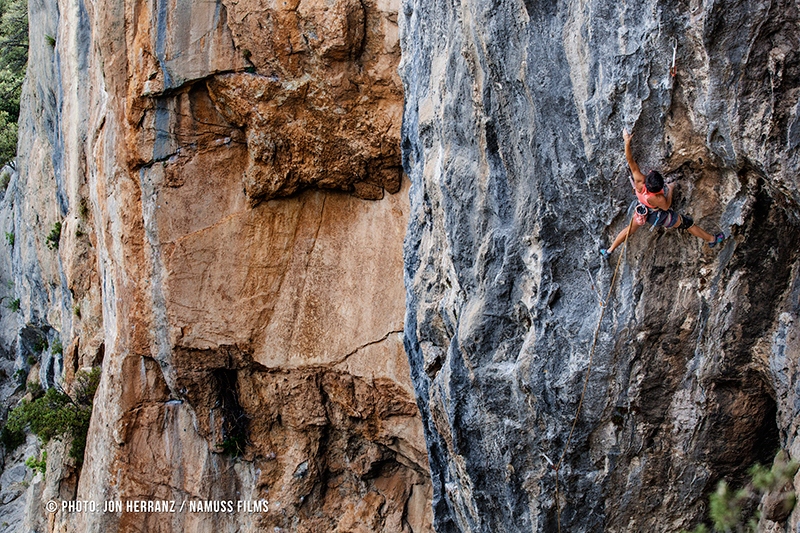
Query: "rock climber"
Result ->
[[600, 129, 724, 257]]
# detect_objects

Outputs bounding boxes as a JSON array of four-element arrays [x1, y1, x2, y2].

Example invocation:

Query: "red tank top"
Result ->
[[635, 186, 666, 209]]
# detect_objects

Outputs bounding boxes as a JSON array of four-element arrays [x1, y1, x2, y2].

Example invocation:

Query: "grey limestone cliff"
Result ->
[[400, 0, 800, 531]]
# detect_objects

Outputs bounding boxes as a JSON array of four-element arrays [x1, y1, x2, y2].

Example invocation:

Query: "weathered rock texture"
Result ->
[[400, 0, 800, 531], [0, 0, 432, 531], [127, 0, 404, 202]]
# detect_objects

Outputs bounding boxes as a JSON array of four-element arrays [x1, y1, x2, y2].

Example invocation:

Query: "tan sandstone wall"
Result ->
[[0, 0, 432, 531]]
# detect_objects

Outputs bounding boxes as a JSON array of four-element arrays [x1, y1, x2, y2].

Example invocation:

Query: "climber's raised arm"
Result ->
[[623, 129, 645, 186]]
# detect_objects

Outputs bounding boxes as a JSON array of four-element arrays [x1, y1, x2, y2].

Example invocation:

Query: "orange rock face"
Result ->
[[126, 0, 403, 202], [18, 0, 433, 531]]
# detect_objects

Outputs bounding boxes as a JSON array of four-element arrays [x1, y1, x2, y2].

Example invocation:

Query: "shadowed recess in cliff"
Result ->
[[212, 368, 248, 457], [129, 81, 245, 168], [719, 179, 800, 364], [168, 345, 432, 532]]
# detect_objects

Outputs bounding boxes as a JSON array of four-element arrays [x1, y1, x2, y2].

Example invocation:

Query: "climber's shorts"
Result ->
[[678, 213, 694, 230], [645, 208, 680, 228]]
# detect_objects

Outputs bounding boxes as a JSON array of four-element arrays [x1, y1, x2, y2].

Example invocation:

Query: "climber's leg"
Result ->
[[674, 214, 724, 246], [603, 217, 642, 255]]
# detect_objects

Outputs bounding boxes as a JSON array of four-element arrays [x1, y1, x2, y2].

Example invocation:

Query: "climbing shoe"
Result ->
[[708, 232, 725, 248], [600, 248, 610, 259]]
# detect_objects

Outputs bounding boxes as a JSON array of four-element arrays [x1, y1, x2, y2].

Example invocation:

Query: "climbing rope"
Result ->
[[553, 215, 634, 533]]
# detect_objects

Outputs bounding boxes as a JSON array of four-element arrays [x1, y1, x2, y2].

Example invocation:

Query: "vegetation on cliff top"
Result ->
[[0, 0, 28, 166]]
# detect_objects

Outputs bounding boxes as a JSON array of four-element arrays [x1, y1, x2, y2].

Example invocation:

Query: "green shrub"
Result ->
[[0, 0, 28, 74], [78, 197, 89, 219], [3, 232, 11, 246], [0, 0, 29, 166], [686, 451, 800, 532], [6, 297, 19, 311], [44, 34, 54, 47], [0, 367, 101, 464], [709, 481, 746, 532], [0, 421, 24, 449], [25, 450, 45, 474], [45, 221, 61, 250], [32, 337, 47, 353], [72, 303, 80, 318], [26, 380, 42, 397], [26, 354, 35, 366], [72, 367, 100, 405], [0, 115, 17, 167], [220, 434, 246, 458], [51, 338, 62, 356], [0, 167, 10, 191]]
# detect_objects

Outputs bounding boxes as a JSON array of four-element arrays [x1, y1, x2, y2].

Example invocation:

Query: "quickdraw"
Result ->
[[670, 38, 678, 77]]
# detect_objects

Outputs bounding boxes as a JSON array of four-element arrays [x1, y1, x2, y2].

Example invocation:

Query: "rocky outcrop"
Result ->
[[0, 0, 431, 532], [400, 0, 800, 531], [126, 0, 403, 202]]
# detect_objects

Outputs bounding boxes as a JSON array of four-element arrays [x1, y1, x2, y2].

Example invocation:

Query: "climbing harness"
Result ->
[[627, 170, 684, 231], [553, 215, 634, 533], [649, 210, 662, 231]]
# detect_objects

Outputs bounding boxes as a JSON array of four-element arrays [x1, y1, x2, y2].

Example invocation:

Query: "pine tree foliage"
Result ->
[[0, 0, 27, 166]]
